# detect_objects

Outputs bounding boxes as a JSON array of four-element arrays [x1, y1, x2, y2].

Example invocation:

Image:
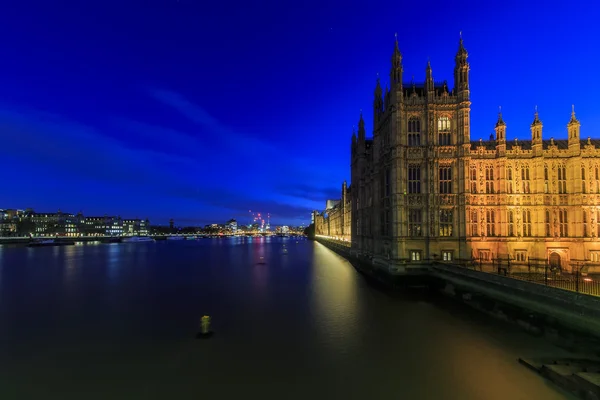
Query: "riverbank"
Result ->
[[315, 238, 600, 350]]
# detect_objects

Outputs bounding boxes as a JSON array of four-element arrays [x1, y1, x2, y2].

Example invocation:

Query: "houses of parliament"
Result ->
[[314, 36, 600, 272]]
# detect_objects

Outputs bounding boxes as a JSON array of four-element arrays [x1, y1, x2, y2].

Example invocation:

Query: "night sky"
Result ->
[[0, 1, 598, 226]]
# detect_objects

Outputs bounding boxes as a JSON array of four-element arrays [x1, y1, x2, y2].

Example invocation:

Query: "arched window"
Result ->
[[485, 165, 494, 194], [438, 117, 451, 145], [558, 165, 567, 194], [470, 166, 477, 193], [408, 118, 421, 146]]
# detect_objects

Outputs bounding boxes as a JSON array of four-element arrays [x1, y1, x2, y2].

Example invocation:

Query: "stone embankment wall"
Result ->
[[315, 237, 600, 355]]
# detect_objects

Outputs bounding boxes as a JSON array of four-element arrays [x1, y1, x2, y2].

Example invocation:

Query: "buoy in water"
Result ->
[[196, 315, 213, 339]]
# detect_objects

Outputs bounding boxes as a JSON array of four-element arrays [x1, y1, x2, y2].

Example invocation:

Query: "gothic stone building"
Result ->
[[314, 181, 351, 242], [350, 37, 600, 272]]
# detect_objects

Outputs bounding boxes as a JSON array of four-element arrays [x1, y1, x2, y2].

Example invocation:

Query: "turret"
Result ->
[[530, 106, 542, 139], [454, 33, 470, 100], [495, 106, 506, 142], [390, 33, 403, 97], [531, 106, 543, 156], [567, 104, 581, 152], [495, 106, 506, 155], [426, 60, 434, 95]]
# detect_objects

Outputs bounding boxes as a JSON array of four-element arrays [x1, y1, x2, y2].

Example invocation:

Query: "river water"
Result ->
[[0, 237, 575, 399]]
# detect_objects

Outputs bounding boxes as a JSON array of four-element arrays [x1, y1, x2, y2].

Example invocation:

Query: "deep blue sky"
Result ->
[[0, 1, 598, 226]]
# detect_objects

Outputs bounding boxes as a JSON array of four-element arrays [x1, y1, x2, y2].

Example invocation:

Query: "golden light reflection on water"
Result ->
[[310, 241, 362, 352]]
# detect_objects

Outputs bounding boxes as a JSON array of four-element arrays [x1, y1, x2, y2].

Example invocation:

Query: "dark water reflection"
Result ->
[[0, 238, 575, 399]]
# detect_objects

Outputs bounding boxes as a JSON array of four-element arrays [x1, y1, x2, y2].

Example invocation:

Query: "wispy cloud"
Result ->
[[146, 88, 343, 207], [148, 88, 280, 156], [0, 105, 319, 223]]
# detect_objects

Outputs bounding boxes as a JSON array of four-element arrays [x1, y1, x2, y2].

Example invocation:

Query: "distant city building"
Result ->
[[226, 219, 237, 232], [83, 215, 123, 236], [0, 210, 16, 236], [122, 218, 149, 236], [30, 210, 79, 237]]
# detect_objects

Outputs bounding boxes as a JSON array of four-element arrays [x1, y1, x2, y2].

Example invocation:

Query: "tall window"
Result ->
[[507, 167, 513, 193], [408, 118, 421, 146], [523, 210, 532, 237], [439, 210, 453, 237], [486, 210, 495, 236], [408, 165, 421, 194], [544, 166, 549, 193], [439, 166, 452, 194], [470, 210, 478, 236], [470, 166, 477, 193], [584, 210, 589, 237], [545, 210, 551, 237], [438, 117, 451, 145], [408, 209, 422, 237], [597, 211, 600, 237], [596, 167, 600, 194], [559, 210, 568, 237], [521, 166, 530, 193], [582, 167, 586, 193], [485, 166, 494, 194], [508, 211, 514, 236], [558, 165, 567, 194]]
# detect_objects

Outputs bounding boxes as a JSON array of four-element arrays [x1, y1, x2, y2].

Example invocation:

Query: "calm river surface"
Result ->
[[0, 237, 576, 399]]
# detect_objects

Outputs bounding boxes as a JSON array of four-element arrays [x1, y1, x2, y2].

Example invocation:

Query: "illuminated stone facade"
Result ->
[[314, 181, 351, 241], [350, 37, 600, 273]]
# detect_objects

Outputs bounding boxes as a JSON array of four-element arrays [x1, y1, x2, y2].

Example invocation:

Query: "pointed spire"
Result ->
[[390, 33, 403, 88], [392, 32, 401, 60], [569, 104, 579, 124], [458, 32, 466, 54], [375, 74, 382, 94], [426, 60, 433, 91], [496, 106, 505, 127], [358, 113, 365, 141], [532, 105, 542, 126]]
